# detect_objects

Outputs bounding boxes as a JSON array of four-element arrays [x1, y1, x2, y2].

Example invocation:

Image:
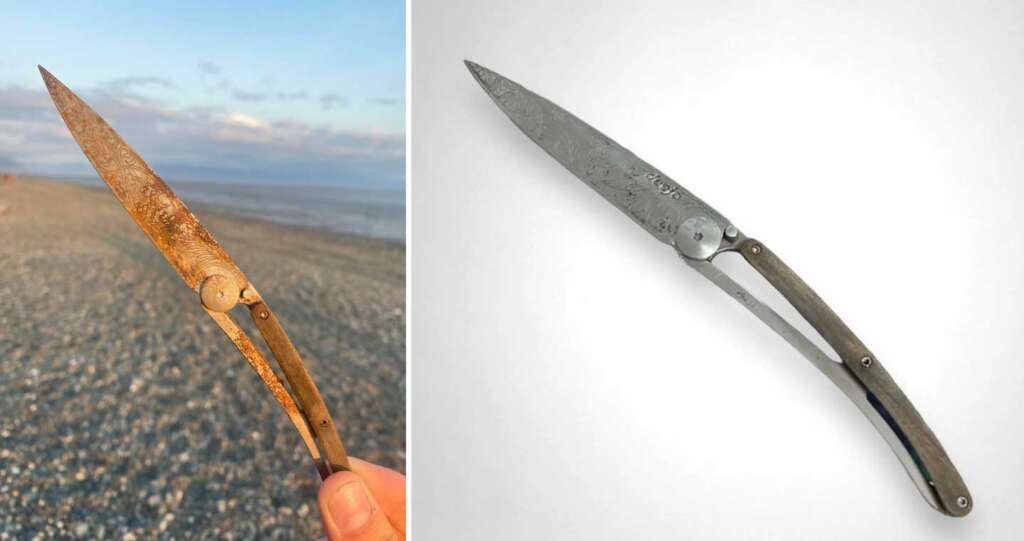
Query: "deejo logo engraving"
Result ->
[[647, 173, 683, 200]]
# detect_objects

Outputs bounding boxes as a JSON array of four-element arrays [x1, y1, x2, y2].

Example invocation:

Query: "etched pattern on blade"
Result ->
[[467, 61, 728, 246], [40, 67, 246, 291]]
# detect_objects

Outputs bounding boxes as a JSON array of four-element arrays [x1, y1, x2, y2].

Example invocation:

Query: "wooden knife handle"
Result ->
[[738, 238, 972, 517], [249, 301, 351, 476]]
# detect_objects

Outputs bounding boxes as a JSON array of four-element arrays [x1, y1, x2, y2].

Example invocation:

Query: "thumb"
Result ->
[[318, 470, 399, 541]]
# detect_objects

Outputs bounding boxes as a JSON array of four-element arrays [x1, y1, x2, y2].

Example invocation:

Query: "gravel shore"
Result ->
[[0, 177, 405, 539]]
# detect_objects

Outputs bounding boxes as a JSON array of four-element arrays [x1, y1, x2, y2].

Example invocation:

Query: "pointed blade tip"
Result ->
[[463, 59, 482, 79], [37, 65, 62, 96], [464, 60, 499, 93]]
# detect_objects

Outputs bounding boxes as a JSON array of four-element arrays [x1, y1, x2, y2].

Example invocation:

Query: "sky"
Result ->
[[0, 1, 405, 188]]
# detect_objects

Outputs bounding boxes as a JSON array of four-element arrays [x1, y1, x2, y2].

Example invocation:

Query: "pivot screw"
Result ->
[[750, 244, 762, 255], [860, 356, 873, 367], [957, 496, 969, 508], [199, 274, 239, 313]]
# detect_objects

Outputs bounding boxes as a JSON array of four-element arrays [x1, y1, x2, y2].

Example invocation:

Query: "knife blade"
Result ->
[[39, 66, 247, 293]]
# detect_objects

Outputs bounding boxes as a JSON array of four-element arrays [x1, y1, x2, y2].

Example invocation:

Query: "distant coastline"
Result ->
[[47, 173, 406, 242]]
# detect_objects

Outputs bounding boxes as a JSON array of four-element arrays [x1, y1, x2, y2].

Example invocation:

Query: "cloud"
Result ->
[[0, 84, 404, 188], [103, 77, 177, 90], [0, 84, 53, 120], [201, 63, 313, 105], [230, 87, 268, 102], [275, 91, 309, 101], [320, 93, 350, 110], [198, 61, 223, 76], [95, 76, 179, 102]]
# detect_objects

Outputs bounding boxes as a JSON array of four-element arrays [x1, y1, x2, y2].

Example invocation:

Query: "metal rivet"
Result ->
[[750, 244, 762, 255], [320, 419, 329, 426], [724, 224, 738, 240], [259, 310, 269, 320], [860, 356, 873, 367], [957, 496, 969, 508], [199, 274, 239, 313]]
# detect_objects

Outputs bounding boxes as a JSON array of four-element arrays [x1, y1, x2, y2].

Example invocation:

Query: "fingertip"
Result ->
[[319, 469, 362, 502], [319, 470, 393, 540]]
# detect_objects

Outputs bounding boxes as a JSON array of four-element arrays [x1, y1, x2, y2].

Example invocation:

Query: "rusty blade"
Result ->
[[39, 66, 247, 292]]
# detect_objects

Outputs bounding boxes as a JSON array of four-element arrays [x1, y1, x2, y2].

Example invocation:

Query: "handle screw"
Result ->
[[860, 356, 873, 367], [750, 244, 762, 255], [957, 496, 969, 508], [259, 310, 269, 320]]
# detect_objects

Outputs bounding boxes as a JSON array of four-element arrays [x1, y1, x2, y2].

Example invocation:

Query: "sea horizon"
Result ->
[[36, 173, 406, 242]]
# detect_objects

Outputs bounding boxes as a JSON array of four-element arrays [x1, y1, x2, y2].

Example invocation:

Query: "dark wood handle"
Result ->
[[249, 302, 351, 476], [739, 238, 972, 516]]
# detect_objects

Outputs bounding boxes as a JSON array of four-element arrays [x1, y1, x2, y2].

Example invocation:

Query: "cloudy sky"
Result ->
[[0, 1, 404, 188]]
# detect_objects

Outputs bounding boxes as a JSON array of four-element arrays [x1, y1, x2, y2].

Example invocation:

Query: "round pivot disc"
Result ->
[[199, 274, 240, 312], [674, 214, 723, 260]]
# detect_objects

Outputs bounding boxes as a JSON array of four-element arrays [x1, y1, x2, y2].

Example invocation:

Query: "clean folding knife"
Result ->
[[465, 60, 972, 516], [40, 66, 350, 479]]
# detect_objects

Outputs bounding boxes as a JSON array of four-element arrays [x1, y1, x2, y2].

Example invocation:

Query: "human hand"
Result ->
[[318, 457, 406, 540]]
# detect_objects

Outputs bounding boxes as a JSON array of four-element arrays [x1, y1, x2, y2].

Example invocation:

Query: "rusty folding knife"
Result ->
[[466, 61, 972, 516], [40, 66, 349, 479]]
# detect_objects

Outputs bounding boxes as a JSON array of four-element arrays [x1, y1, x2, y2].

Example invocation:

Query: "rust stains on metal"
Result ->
[[39, 66, 247, 293], [40, 66, 349, 480], [206, 308, 329, 478]]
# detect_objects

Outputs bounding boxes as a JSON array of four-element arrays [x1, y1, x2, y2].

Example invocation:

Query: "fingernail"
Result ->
[[328, 480, 374, 534]]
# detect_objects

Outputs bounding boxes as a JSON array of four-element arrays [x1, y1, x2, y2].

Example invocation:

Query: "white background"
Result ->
[[411, 1, 1024, 539]]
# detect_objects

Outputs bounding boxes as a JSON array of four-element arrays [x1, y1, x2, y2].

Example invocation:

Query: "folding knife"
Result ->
[[39, 66, 350, 479], [465, 60, 971, 516]]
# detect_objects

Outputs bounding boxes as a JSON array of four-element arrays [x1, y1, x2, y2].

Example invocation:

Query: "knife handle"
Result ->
[[738, 238, 972, 517], [249, 301, 351, 476]]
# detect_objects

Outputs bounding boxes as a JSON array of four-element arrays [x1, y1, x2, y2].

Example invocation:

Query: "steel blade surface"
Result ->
[[466, 61, 731, 256], [39, 66, 247, 292]]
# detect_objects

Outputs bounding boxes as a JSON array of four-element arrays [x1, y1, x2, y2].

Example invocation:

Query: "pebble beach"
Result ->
[[0, 177, 405, 539]]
